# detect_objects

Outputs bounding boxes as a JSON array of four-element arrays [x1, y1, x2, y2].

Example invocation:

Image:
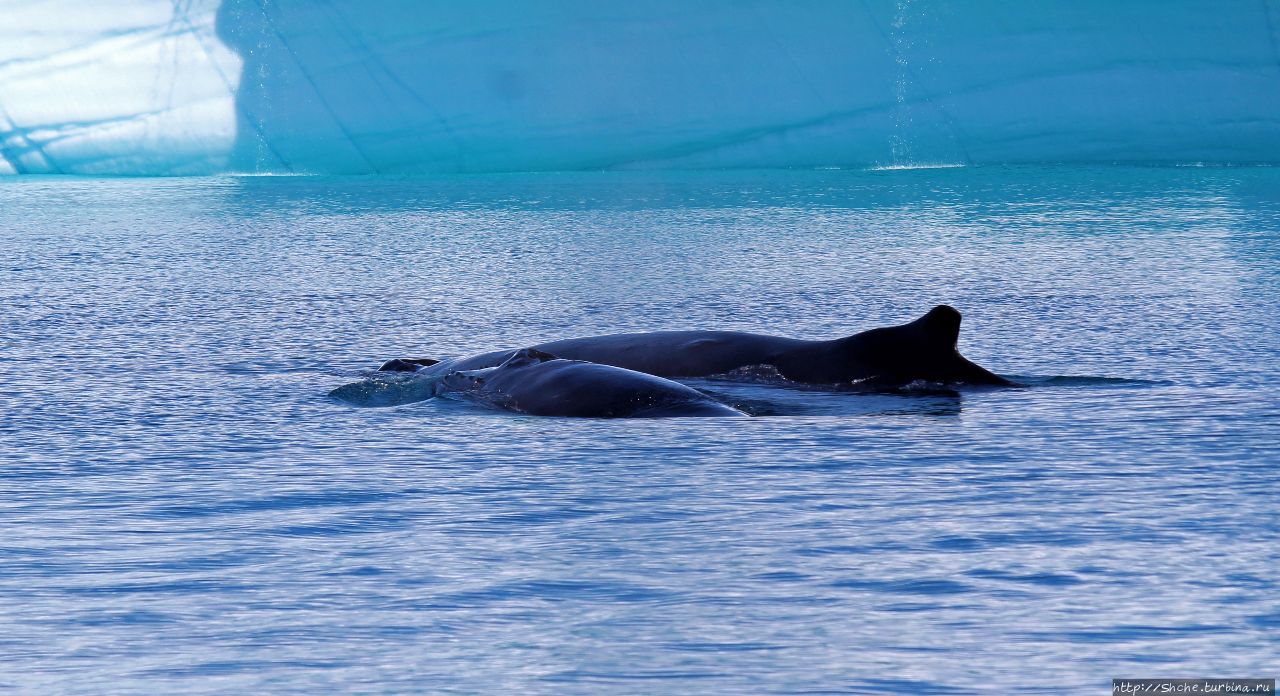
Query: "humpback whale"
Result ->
[[384, 305, 1012, 389], [435, 348, 747, 418]]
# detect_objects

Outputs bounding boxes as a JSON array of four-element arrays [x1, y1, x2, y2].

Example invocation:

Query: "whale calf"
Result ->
[[385, 305, 1012, 389], [435, 348, 747, 418]]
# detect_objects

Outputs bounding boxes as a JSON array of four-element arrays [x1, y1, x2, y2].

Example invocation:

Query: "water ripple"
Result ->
[[1, 168, 1277, 693]]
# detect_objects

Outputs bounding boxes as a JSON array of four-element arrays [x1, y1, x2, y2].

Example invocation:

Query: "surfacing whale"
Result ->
[[385, 305, 1012, 389], [435, 348, 746, 418]]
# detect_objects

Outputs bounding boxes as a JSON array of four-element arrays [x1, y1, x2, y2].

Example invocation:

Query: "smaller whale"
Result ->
[[437, 348, 747, 418]]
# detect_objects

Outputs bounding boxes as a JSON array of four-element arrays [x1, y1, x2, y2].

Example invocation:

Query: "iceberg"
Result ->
[[3, 0, 1279, 175]]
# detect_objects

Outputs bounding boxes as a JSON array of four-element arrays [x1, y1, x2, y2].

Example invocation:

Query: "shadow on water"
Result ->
[[1014, 375, 1170, 387], [692, 384, 965, 418]]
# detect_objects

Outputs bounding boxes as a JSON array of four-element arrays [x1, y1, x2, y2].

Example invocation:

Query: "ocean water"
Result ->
[[1, 167, 1277, 693]]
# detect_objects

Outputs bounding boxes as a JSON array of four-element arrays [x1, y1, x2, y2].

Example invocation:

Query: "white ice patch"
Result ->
[[0, 0, 240, 174]]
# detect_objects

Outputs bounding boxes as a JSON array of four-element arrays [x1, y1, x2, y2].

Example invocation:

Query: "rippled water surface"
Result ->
[[2, 168, 1277, 693]]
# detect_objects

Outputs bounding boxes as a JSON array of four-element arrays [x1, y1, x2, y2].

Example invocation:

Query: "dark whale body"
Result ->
[[537, 305, 1009, 387], [436, 349, 747, 418], [386, 306, 1011, 389]]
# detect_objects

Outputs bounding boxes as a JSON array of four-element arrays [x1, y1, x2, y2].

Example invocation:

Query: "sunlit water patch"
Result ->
[[1, 167, 1277, 693]]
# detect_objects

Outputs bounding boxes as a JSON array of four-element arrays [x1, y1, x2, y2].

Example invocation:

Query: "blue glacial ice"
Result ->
[[3, 0, 1280, 175]]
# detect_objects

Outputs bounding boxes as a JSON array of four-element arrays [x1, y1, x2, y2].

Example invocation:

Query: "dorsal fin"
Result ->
[[378, 357, 440, 372], [500, 347, 560, 368], [911, 305, 962, 349]]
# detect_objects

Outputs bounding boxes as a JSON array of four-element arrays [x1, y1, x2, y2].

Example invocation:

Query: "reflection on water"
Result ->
[[1, 167, 1277, 693]]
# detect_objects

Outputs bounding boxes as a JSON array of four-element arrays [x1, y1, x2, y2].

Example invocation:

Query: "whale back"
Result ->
[[441, 348, 746, 417], [375, 306, 1011, 391]]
